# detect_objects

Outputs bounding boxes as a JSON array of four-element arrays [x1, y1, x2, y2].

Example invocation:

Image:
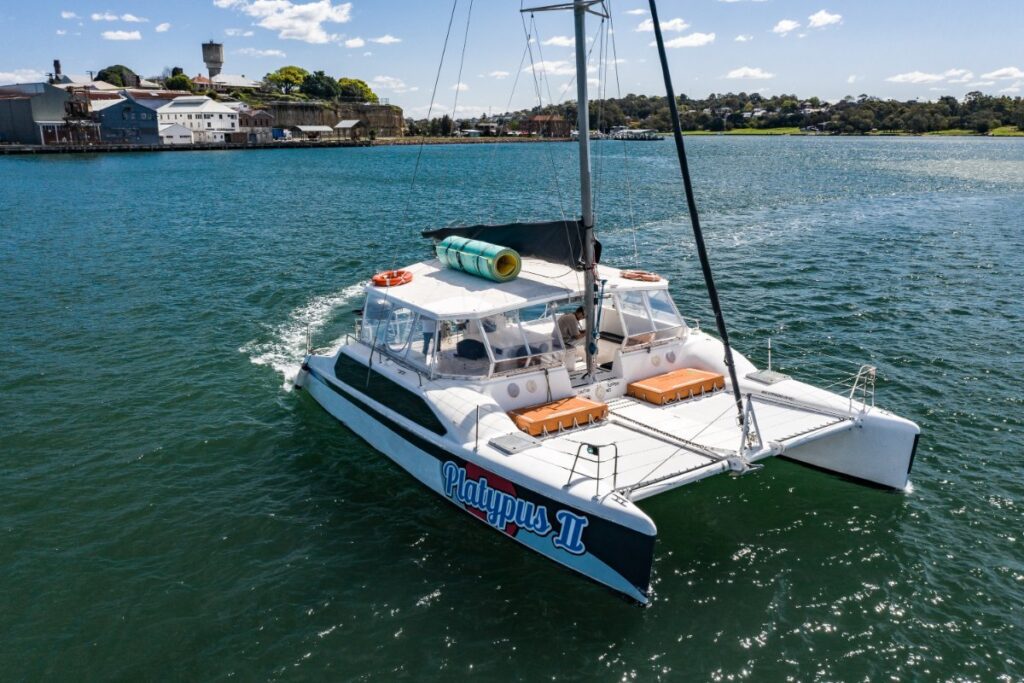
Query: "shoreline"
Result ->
[[2, 128, 1020, 155]]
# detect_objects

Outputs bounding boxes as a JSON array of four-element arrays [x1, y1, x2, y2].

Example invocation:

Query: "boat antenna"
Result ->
[[647, 0, 745, 424]]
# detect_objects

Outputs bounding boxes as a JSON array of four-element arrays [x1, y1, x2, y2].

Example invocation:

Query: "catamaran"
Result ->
[[295, 0, 920, 603]]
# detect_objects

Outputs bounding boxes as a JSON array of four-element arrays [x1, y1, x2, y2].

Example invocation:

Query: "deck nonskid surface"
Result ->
[[525, 390, 851, 494]]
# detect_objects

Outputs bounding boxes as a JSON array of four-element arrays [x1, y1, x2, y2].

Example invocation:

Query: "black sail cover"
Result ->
[[422, 220, 601, 270]]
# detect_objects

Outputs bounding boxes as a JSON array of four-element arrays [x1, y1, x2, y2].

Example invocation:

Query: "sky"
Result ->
[[1, 0, 1022, 117]]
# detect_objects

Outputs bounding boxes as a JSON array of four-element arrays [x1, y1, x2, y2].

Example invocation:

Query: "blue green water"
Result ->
[[2, 138, 1022, 680]]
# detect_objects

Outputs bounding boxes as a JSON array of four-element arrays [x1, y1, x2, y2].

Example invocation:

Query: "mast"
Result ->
[[574, 0, 597, 380], [647, 0, 745, 424]]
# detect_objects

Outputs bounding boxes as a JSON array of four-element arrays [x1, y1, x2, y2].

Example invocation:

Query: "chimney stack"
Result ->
[[53, 59, 62, 80]]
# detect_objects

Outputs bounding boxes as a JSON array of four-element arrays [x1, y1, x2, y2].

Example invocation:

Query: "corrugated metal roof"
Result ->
[[293, 125, 335, 133], [334, 119, 363, 129]]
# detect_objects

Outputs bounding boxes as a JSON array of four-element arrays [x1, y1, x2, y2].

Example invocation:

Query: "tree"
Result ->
[[96, 64, 138, 88], [301, 70, 341, 100], [164, 73, 193, 92], [439, 114, 453, 136], [266, 66, 309, 94], [337, 77, 379, 103]]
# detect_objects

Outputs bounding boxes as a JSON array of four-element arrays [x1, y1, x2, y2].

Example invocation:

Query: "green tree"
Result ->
[[266, 66, 309, 94], [301, 70, 341, 100], [164, 73, 193, 92], [439, 114, 453, 136], [96, 64, 138, 88], [337, 77, 379, 103]]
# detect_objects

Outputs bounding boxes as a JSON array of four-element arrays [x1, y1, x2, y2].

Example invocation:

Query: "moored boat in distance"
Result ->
[[295, 0, 919, 604], [609, 125, 662, 140]]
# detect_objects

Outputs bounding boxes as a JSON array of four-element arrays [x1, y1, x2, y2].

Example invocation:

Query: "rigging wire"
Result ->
[[486, 39, 533, 222], [449, 0, 475, 140], [401, 0, 461, 230], [606, 0, 641, 265]]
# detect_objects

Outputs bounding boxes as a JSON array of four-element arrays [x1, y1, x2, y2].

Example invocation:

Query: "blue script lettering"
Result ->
[[441, 461, 554, 537], [552, 509, 589, 555]]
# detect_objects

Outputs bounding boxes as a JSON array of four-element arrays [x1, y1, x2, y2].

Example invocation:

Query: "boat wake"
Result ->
[[240, 282, 367, 390]]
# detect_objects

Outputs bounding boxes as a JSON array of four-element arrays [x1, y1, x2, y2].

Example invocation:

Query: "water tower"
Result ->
[[202, 41, 224, 79]]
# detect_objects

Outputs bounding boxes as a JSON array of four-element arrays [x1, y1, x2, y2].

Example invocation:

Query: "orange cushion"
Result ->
[[627, 368, 725, 405], [508, 397, 608, 436]]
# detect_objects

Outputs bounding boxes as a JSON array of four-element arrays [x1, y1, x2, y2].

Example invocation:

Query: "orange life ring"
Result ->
[[621, 269, 661, 282], [372, 269, 413, 287]]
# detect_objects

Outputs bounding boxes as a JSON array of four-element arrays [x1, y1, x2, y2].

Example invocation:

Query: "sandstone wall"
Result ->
[[264, 101, 404, 137]]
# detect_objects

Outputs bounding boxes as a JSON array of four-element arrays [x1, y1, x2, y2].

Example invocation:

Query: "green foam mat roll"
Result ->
[[435, 236, 522, 283]]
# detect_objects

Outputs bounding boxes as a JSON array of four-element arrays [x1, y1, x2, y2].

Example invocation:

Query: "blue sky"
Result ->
[[2, 1, 1022, 116]]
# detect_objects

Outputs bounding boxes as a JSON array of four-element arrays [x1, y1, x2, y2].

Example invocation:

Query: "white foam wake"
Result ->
[[241, 281, 367, 390]]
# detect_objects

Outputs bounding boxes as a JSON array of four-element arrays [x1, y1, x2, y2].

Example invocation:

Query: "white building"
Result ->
[[159, 123, 194, 145], [155, 96, 239, 143], [212, 74, 261, 92]]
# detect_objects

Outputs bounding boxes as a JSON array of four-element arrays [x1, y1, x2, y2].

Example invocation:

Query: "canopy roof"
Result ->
[[369, 258, 666, 319]]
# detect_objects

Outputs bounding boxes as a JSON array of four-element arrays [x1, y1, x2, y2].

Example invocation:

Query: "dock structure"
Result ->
[[0, 139, 372, 155]]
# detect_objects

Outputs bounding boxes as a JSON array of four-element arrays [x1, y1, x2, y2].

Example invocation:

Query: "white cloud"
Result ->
[[625, 8, 646, 14], [56, 29, 68, 35], [944, 69, 973, 84], [772, 19, 800, 36], [102, 30, 142, 41], [489, 70, 510, 79], [1000, 80, 1022, 93], [452, 82, 469, 91], [726, 66, 774, 80], [734, 34, 752, 42], [237, 47, 286, 57], [847, 74, 858, 84], [885, 71, 946, 84], [0, 68, 46, 83], [216, 0, 353, 44], [807, 10, 842, 29], [344, 37, 365, 48], [155, 22, 171, 32], [362, 51, 372, 56], [373, 75, 417, 93], [981, 66, 1024, 80], [660, 32, 716, 48], [121, 13, 148, 23], [523, 60, 575, 77], [636, 17, 689, 32], [91, 12, 118, 21], [60, 11, 79, 19], [543, 35, 574, 47], [225, 28, 254, 37], [369, 34, 401, 45], [966, 80, 994, 87]]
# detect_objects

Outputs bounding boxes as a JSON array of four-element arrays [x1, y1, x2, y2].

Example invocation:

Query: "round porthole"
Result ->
[[507, 383, 520, 398], [526, 380, 538, 393], [666, 351, 677, 364], [652, 355, 662, 367]]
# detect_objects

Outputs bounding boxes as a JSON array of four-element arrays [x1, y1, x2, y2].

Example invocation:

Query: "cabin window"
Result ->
[[617, 290, 656, 346], [357, 294, 437, 373], [647, 289, 685, 341], [482, 307, 565, 374], [433, 319, 491, 377]]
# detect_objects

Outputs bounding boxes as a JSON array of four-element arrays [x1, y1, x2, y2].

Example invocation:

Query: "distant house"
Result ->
[[192, 75, 213, 91], [289, 124, 335, 140], [476, 121, 500, 136], [240, 109, 274, 143], [334, 119, 367, 140], [159, 122, 194, 145], [156, 96, 240, 143], [526, 114, 570, 138], [211, 74, 262, 92], [93, 94, 161, 145]]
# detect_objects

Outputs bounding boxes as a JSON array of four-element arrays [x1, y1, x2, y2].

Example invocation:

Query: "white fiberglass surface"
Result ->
[[525, 423, 719, 492], [609, 393, 847, 453]]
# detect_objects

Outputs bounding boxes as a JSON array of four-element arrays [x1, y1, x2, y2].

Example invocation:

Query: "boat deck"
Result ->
[[527, 390, 852, 500]]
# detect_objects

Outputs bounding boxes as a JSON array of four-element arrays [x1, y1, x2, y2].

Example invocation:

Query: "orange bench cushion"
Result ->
[[508, 397, 608, 436], [627, 368, 725, 405]]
